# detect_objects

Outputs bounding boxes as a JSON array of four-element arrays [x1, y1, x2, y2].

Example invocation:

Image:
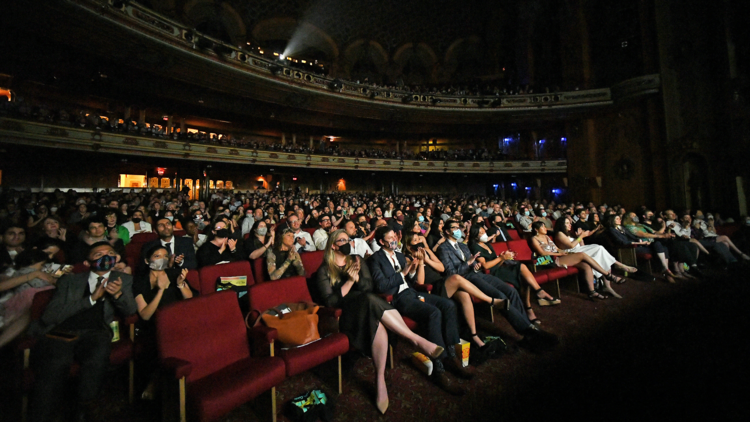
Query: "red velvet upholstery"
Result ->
[[403, 316, 418, 330], [156, 291, 285, 422], [507, 230, 522, 240], [490, 242, 509, 256], [197, 261, 255, 296], [124, 242, 143, 267], [71, 262, 89, 274], [538, 267, 568, 282], [300, 250, 325, 279], [185, 269, 201, 293], [566, 266, 579, 276], [130, 232, 158, 244], [302, 228, 316, 236], [251, 257, 267, 283], [246, 276, 349, 378], [532, 272, 549, 284], [636, 253, 653, 261], [506, 240, 533, 261]]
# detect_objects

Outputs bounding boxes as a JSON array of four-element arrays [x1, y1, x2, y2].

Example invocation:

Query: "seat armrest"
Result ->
[[414, 284, 433, 294], [162, 357, 192, 380], [378, 293, 394, 303], [124, 314, 140, 326], [249, 325, 278, 344], [318, 307, 342, 319], [17, 336, 37, 353]]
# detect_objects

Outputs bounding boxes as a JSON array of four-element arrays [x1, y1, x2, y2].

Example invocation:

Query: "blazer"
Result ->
[[437, 240, 473, 277], [607, 227, 642, 246], [29, 270, 136, 336], [143, 236, 198, 270], [368, 249, 410, 297], [487, 225, 514, 243]]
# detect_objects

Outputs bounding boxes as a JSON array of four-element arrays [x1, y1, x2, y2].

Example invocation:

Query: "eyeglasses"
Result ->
[[335, 238, 352, 244]]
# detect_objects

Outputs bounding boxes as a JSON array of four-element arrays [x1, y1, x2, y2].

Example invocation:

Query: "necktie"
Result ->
[[94, 276, 104, 301], [165, 242, 173, 255], [454, 243, 465, 261]]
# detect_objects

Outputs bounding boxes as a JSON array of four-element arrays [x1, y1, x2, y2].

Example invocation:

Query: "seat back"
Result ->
[[247, 276, 312, 318], [490, 242, 509, 256], [130, 232, 158, 244], [507, 239, 533, 261], [507, 229, 521, 240], [156, 291, 250, 383], [29, 289, 55, 321], [300, 250, 325, 279], [185, 269, 201, 293], [197, 261, 255, 296], [252, 257, 267, 283], [302, 228, 316, 236]]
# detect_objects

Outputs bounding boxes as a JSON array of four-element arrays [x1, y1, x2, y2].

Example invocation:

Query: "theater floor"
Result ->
[[2, 267, 748, 422]]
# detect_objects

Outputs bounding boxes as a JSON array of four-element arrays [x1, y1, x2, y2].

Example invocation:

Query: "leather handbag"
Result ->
[[259, 303, 321, 348]]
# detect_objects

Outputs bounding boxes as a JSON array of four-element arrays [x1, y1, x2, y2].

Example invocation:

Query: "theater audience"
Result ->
[[196, 221, 241, 268], [316, 229, 447, 414], [246, 220, 274, 260], [143, 217, 197, 270], [103, 209, 130, 246], [343, 220, 373, 258], [286, 214, 316, 253], [121, 210, 152, 238], [606, 215, 680, 283]]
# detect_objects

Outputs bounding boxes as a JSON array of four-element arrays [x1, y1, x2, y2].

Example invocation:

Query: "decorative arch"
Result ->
[[183, 0, 246, 45], [392, 43, 438, 84], [342, 39, 389, 82]]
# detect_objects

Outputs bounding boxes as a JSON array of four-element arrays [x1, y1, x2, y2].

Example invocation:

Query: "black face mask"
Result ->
[[132, 218, 142, 224], [338, 243, 351, 255], [215, 228, 231, 238]]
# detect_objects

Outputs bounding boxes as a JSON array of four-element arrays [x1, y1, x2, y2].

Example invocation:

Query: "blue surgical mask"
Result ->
[[524, 211, 530, 216], [452, 229, 463, 240], [418, 216, 424, 222], [632, 216, 639, 223], [541, 212, 547, 217]]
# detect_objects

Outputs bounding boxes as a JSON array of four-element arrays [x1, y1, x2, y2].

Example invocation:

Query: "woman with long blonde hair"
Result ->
[[315, 229, 444, 415]]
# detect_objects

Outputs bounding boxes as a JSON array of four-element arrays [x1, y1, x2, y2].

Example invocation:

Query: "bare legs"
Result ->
[[452, 291, 485, 347], [371, 322, 389, 408], [442, 274, 506, 308], [379, 309, 442, 357], [716, 235, 749, 258], [558, 252, 610, 277], [691, 238, 711, 255], [0, 312, 30, 349]]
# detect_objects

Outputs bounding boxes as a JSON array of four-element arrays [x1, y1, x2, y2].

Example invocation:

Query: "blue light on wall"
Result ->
[[511, 182, 517, 187]]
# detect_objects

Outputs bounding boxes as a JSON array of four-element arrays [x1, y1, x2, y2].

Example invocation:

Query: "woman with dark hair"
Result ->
[[530, 221, 613, 301], [133, 244, 193, 399], [266, 227, 305, 281], [117, 202, 131, 225], [426, 217, 445, 251], [316, 229, 444, 414], [246, 220, 275, 260], [27, 203, 50, 229], [403, 231, 508, 359], [605, 214, 679, 282], [552, 216, 630, 298], [195, 221, 241, 268], [468, 224, 560, 324]]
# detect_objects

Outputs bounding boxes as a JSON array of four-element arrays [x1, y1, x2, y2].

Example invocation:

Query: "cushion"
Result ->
[[280, 333, 349, 377]]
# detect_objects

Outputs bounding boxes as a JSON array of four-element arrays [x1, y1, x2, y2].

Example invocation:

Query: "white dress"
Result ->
[[564, 236, 617, 278]]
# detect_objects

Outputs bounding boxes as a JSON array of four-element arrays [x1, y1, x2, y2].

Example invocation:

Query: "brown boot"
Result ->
[[431, 370, 466, 395]]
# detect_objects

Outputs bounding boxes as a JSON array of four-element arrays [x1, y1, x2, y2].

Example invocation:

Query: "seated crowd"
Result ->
[[1, 187, 749, 420]]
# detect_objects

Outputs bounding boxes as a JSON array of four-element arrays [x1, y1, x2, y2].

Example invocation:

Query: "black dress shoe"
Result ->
[[443, 356, 474, 379], [431, 371, 465, 395]]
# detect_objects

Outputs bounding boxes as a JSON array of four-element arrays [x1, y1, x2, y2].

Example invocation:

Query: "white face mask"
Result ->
[[149, 257, 169, 271], [479, 233, 489, 243]]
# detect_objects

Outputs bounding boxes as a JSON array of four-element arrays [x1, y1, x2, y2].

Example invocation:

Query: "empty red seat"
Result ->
[[197, 261, 255, 296]]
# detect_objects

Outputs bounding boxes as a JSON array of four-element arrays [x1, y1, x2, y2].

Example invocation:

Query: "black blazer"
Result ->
[[143, 236, 198, 270], [368, 249, 410, 297], [487, 224, 514, 243], [607, 227, 642, 246]]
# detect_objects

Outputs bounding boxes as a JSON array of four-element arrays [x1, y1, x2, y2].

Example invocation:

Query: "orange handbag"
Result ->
[[260, 304, 321, 348]]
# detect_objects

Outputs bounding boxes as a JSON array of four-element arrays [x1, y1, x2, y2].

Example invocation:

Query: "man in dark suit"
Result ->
[[437, 220, 558, 351], [29, 241, 137, 422], [368, 227, 470, 394], [143, 216, 198, 270], [486, 213, 515, 243]]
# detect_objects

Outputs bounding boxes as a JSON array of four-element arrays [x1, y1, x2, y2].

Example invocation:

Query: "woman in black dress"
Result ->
[[402, 232, 508, 360], [316, 229, 443, 415], [133, 245, 193, 398], [468, 225, 560, 325]]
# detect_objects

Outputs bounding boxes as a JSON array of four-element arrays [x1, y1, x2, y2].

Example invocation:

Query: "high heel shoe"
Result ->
[[588, 290, 607, 300], [428, 345, 445, 359], [525, 306, 541, 325], [491, 297, 511, 311], [604, 272, 626, 284], [533, 288, 561, 306], [376, 397, 389, 414]]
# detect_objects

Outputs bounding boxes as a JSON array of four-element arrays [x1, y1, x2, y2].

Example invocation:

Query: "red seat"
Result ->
[[197, 261, 255, 296], [507, 230, 521, 240], [251, 257, 267, 283], [246, 277, 349, 392], [300, 250, 325, 279], [130, 232, 158, 244], [532, 272, 549, 284], [302, 228, 316, 236], [490, 242, 509, 256], [156, 291, 286, 422], [185, 269, 201, 293], [506, 239, 533, 261]]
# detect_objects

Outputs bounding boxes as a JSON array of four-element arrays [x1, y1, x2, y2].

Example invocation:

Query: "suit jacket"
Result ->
[[143, 236, 198, 269], [437, 240, 473, 277], [29, 270, 137, 336], [487, 225, 514, 243], [607, 227, 642, 246], [368, 249, 410, 297]]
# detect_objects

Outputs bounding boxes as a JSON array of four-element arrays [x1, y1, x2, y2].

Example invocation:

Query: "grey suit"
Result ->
[[30, 271, 136, 422], [437, 240, 533, 333]]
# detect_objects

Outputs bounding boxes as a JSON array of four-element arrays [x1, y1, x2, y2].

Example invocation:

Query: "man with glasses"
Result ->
[[313, 215, 334, 250], [437, 220, 558, 352]]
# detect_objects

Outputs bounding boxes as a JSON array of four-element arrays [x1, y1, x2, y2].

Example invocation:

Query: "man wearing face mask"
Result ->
[[196, 221, 241, 268], [368, 227, 471, 394], [143, 217, 197, 270], [516, 206, 536, 233], [388, 210, 404, 233], [240, 208, 256, 236], [437, 220, 558, 352], [28, 241, 136, 422], [344, 220, 373, 258]]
